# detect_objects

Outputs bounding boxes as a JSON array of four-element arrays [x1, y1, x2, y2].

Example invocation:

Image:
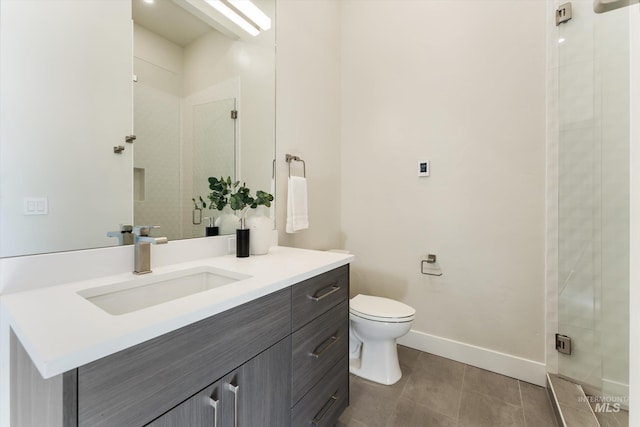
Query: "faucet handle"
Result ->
[[107, 225, 135, 246], [133, 225, 160, 236]]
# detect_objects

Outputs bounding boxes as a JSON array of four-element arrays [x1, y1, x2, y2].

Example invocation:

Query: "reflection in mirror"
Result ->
[[0, 0, 275, 257], [189, 98, 236, 237], [132, 0, 275, 240]]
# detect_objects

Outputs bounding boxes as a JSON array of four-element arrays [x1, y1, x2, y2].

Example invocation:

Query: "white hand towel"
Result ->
[[286, 176, 309, 233]]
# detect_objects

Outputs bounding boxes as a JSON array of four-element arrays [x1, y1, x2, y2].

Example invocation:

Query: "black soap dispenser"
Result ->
[[236, 217, 250, 257], [205, 217, 219, 236]]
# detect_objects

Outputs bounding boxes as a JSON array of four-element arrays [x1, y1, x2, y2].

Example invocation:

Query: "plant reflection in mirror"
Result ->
[[204, 176, 274, 229]]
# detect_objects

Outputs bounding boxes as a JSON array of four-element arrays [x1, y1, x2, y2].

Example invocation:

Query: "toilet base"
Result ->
[[348, 339, 402, 385]]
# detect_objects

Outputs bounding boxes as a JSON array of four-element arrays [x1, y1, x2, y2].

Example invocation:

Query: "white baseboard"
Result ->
[[397, 330, 547, 387]]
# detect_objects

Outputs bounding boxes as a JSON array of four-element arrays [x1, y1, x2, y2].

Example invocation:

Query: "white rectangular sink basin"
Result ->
[[78, 266, 251, 315]]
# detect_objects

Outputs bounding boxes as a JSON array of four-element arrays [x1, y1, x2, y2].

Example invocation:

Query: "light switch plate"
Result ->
[[24, 197, 48, 215]]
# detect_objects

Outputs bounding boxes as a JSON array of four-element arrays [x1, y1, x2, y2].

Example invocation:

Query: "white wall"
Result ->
[[340, 0, 547, 375], [275, 0, 343, 250]]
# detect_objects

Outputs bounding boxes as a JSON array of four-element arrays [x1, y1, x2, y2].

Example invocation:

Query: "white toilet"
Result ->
[[349, 294, 416, 385]]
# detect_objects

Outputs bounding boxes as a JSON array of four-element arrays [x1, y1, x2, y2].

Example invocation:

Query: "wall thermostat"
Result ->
[[418, 161, 430, 177]]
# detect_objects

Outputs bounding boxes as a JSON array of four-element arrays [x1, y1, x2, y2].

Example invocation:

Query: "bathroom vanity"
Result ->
[[1, 247, 352, 427]]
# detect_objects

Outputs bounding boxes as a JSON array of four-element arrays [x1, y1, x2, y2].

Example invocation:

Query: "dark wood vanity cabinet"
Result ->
[[62, 265, 349, 427], [291, 265, 350, 427], [146, 337, 291, 427]]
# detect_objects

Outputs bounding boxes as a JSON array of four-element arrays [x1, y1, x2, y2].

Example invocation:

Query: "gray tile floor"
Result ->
[[590, 401, 629, 427], [337, 345, 558, 427]]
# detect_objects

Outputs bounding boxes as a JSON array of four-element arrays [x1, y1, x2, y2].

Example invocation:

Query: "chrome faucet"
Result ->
[[107, 224, 134, 246], [133, 225, 168, 275]]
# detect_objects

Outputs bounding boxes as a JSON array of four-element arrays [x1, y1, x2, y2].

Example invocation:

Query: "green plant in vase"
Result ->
[[233, 184, 272, 258], [202, 176, 236, 234], [206, 176, 238, 211], [216, 178, 274, 258], [229, 185, 274, 229]]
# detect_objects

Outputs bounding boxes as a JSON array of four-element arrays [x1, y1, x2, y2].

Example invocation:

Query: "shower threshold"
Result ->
[[547, 373, 600, 427]]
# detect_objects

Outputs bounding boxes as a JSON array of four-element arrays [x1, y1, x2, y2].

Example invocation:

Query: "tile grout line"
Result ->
[[455, 364, 468, 424], [518, 380, 528, 427], [613, 410, 623, 427], [397, 355, 412, 399]]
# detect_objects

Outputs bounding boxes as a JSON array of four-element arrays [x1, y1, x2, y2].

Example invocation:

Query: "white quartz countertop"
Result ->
[[0, 246, 353, 379]]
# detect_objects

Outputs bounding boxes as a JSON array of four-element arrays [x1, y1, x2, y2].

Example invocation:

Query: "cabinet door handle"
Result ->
[[308, 283, 340, 301], [208, 390, 219, 427], [310, 334, 340, 359], [312, 392, 338, 426], [226, 378, 239, 427]]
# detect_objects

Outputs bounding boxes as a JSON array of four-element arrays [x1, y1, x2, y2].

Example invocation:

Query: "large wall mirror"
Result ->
[[0, 0, 276, 257]]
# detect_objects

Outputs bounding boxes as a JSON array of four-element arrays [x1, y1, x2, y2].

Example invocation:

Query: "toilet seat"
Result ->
[[350, 294, 415, 323]]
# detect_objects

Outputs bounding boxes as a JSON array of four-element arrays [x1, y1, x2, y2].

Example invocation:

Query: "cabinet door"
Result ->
[[221, 337, 291, 427], [150, 337, 292, 427], [146, 381, 222, 427]]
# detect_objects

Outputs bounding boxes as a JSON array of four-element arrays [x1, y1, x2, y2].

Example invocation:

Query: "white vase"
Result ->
[[246, 207, 272, 255], [215, 207, 240, 235]]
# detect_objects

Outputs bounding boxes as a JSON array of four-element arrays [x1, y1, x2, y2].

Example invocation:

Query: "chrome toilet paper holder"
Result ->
[[421, 254, 443, 276]]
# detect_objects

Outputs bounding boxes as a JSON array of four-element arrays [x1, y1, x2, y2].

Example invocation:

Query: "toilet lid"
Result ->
[[349, 294, 416, 319]]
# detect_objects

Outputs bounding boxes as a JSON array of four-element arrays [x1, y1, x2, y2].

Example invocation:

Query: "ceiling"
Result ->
[[132, 0, 214, 47]]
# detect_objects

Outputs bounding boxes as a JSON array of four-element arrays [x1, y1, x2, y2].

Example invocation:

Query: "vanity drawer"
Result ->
[[291, 356, 349, 427], [77, 288, 291, 427], [292, 265, 349, 331], [292, 300, 348, 405]]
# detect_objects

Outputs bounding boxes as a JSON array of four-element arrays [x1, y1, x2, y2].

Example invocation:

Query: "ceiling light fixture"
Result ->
[[205, 0, 260, 37], [227, 0, 271, 30]]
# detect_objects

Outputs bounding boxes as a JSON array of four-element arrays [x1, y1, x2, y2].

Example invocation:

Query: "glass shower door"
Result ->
[[556, 0, 630, 403]]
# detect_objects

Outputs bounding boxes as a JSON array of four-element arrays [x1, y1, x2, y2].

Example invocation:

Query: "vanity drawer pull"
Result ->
[[226, 377, 240, 427], [208, 390, 220, 427], [310, 334, 340, 359], [308, 283, 341, 302], [311, 392, 338, 426]]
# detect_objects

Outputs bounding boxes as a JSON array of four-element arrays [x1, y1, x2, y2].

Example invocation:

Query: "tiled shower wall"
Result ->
[[189, 98, 236, 237], [554, 0, 629, 398], [133, 58, 183, 241]]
